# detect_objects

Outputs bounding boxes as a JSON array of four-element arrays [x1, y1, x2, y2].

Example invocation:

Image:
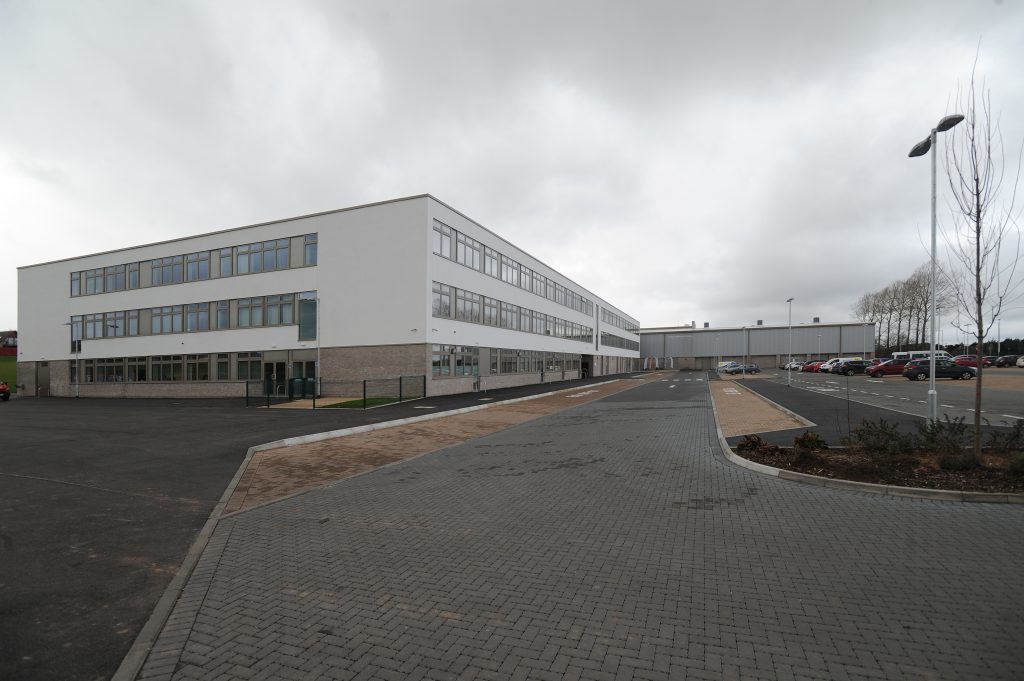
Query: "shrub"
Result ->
[[917, 416, 970, 457], [844, 418, 917, 462], [986, 419, 1024, 455], [793, 431, 828, 450], [1009, 453, 1024, 477], [736, 434, 765, 452], [938, 451, 980, 471]]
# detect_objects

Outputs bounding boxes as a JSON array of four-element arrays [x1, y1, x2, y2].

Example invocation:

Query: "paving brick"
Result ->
[[135, 379, 1024, 681]]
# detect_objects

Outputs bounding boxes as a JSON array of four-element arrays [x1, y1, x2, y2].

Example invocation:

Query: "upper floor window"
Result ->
[[303, 234, 317, 266], [186, 252, 210, 281], [152, 256, 184, 286]]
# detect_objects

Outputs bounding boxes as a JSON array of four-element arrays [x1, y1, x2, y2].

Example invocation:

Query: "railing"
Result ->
[[245, 375, 426, 409]]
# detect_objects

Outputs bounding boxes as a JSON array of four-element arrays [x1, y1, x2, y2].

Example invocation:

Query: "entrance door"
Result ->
[[37, 364, 50, 397], [264, 362, 287, 396], [581, 355, 592, 379]]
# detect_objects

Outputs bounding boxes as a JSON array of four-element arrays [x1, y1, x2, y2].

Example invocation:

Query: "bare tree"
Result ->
[[941, 71, 1023, 458]]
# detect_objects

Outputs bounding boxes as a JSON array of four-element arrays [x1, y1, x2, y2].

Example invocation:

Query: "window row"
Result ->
[[70, 234, 317, 296], [600, 331, 640, 352], [432, 282, 593, 343], [69, 351, 269, 383], [432, 220, 594, 316], [69, 292, 317, 349], [600, 307, 640, 334], [430, 346, 582, 378]]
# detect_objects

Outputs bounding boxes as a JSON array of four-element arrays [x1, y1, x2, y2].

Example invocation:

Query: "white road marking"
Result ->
[[567, 390, 599, 399], [941, 404, 955, 408], [414, 406, 437, 409], [1001, 414, 1024, 420], [723, 388, 741, 395], [478, 398, 493, 401], [669, 385, 677, 389]]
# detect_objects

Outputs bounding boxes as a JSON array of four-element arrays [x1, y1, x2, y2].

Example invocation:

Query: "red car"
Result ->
[[865, 359, 908, 377], [953, 355, 993, 368], [802, 361, 825, 372]]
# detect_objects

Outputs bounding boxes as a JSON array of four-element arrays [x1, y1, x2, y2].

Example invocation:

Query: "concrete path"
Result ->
[[135, 377, 1024, 681]]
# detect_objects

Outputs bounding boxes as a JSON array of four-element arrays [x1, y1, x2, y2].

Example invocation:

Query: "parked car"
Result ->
[[994, 354, 1020, 367], [983, 356, 999, 365], [833, 359, 873, 376], [782, 360, 804, 370], [953, 355, 992, 368], [903, 359, 977, 381], [1018, 356, 1024, 368], [818, 358, 852, 374], [725, 363, 761, 375], [802, 361, 825, 372], [865, 359, 909, 378]]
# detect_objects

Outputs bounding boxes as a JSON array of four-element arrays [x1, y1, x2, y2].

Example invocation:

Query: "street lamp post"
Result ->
[[862, 323, 870, 358], [817, 334, 822, 360], [909, 113, 964, 422], [786, 297, 794, 386]]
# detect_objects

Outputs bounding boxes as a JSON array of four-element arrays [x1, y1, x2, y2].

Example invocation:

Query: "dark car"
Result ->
[[994, 354, 1020, 367], [865, 359, 908, 378], [833, 359, 873, 376], [902, 359, 977, 381], [953, 355, 992, 368], [724, 363, 761, 375]]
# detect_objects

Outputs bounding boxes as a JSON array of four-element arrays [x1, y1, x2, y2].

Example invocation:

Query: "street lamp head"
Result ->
[[908, 137, 931, 158], [936, 114, 965, 132], [786, 297, 794, 303]]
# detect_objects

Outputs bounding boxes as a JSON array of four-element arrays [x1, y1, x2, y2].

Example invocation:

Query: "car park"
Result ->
[[725, 363, 761, 375], [865, 359, 909, 377], [902, 358, 977, 381], [994, 354, 1019, 367]]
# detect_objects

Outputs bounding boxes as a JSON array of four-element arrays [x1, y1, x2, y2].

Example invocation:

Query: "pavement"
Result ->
[[123, 372, 1023, 681]]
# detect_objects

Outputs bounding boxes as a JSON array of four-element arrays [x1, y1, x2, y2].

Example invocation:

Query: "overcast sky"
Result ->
[[4, 1, 1023, 343]]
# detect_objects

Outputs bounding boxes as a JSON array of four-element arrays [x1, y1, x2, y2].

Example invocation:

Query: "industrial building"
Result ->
[[16, 195, 640, 398], [640, 321, 876, 370]]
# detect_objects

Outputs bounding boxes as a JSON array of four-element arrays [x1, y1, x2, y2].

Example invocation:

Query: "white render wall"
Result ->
[[17, 195, 639, 367]]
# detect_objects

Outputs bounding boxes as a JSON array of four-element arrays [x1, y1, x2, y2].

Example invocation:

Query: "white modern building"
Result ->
[[16, 195, 640, 398]]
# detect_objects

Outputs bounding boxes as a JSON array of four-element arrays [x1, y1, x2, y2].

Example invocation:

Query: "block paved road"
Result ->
[[138, 378, 1024, 680]]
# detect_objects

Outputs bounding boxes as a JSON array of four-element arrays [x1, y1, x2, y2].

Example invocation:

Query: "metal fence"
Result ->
[[245, 375, 426, 409]]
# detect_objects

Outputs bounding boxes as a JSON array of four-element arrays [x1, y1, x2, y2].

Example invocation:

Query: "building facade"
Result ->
[[640, 321, 876, 370], [16, 195, 640, 398]]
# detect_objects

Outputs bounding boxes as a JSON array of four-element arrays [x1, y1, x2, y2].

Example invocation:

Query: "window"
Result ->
[[266, 294, 293, 326], [151, 306, 183, 334], [238, 297, 264, 327], [127, 310, 139, 337], [128, 263, 140, 289], [483, 297, 498, 326], [432, 282, 452, 318], [216, 301, 229, 329], [456, 289, 481, 323], [71, 272, 81, 297], [186, 303, 210, 332], [236, 351, 262, 380], [150, 355, 183, 381], [276, 239, 290, 269], [432, 222, 451, 259], [431, 344, 451, 377], [105, 265, 126, 292], [105, 311, 125, 337], [84, 268, 103, 295], [216, 353, 230, 380], [127, 357, 147, 382], [454, 346, 479, 376], [152, 256, 184, 286], [186, 252, 210, 281], [484, 247, 498, 278], [303, 234, 317, 266], [96, 357, 124, 382], [186, 354, 210, 381], [219, 248, 232, 277], [298, 292, 317, 340], [84, 313, 103, 339], [455, 232, 481, 269]]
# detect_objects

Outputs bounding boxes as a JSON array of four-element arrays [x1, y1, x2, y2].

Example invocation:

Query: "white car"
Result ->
[[1017, 356, 1024, 368]]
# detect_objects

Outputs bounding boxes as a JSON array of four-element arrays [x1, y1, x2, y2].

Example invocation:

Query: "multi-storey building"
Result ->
[[16, 195, 640, 398]]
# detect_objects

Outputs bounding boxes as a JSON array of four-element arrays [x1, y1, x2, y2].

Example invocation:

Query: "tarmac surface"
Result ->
[[132, 375, 1023, 681]]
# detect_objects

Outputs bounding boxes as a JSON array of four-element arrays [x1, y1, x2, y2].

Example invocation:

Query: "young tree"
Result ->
[[941, 72, 1023, 459]]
